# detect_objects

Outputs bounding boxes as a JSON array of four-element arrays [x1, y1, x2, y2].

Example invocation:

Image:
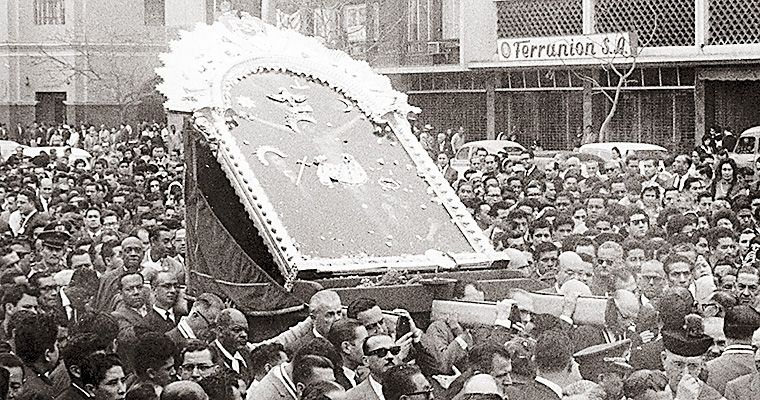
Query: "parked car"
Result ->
[[22, 146, 93, 169], [451, 140, 526, 179], [0, 140, 23, 161], [731, 126, 760, 168], [578, 142, 668, 161]]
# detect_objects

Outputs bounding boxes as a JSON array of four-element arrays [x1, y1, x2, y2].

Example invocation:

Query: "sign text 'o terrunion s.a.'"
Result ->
[[497, 33, 635, 63]]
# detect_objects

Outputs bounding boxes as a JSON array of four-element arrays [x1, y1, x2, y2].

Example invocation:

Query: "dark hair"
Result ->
[[301, 381, 344, 400], [198, 369, 241, 400], [72, 312, 119, 345], [62, 333, 108, 374], [662, 254, 694, 274], [529, 218, 553, 236], [346, 298, 377, 319], [181, 339, 219, 364], [15, 313, 58, 364], [452, 280, 483, 300], [80, 353, 122, 387], [467, 342, 511, 374], [707, 226, 736, 249], [133, 332, 178, 378], [326, 319, 364, 353], [249, 343, 286, 378], [126, 382, 159, 400], [534, 331, 573, 373], [1, 284, 37, 310], [292, 355, 334, 386], [534, 241, 559, 257], [118, 271, 145, 290], [382, 364, 424, 400]]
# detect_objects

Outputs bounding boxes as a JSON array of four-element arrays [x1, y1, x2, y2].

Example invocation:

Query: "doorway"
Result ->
[[35, 92, 67, 125]]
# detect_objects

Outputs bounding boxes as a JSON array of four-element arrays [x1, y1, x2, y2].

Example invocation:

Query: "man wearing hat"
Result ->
[[661, 320, 723, 400], [704, 305, 760, 396], [573, 339, 633, 400], [31, 223, 71, 275]]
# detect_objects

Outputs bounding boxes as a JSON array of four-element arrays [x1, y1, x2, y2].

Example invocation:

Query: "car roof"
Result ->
[[739, 126, 760, 137], [579, 142, 667, 152], [461, 140, 526, 153]]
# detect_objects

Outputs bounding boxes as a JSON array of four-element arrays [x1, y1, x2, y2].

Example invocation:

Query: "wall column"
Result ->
[[485, 71, 496, 139], [582, 73, 594, 145], [694, 73, 705, 144]]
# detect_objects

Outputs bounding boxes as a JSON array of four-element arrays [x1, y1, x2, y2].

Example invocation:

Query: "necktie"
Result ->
[[165, 310, 175, 323]]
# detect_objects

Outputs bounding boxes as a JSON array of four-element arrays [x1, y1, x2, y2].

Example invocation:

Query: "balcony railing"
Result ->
[[347, 39, 460, 68]]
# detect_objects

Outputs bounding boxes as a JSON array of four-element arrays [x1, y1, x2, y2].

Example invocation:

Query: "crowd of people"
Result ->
[[0, 117, 755, 400]]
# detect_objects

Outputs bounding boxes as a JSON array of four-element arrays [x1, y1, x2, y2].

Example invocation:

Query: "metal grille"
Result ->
[[599, 90, 694, 151], [594, 0, 695, 47], [708, 0, 760, 45], [496, 0, 582, 38], [496, 92, 583, 150], [34, 0, 65, 25], [409, 93, 487, 140]]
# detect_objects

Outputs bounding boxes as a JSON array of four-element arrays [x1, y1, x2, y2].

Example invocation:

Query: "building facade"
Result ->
[[0, 0, 214, 128], [294, 0, 760, 151]]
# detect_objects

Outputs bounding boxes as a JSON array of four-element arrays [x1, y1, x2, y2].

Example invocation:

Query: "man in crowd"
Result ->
[[345, 334, 400, 400]]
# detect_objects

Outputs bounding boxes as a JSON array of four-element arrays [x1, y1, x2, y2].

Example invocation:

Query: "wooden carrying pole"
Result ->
[[431, 292, 613, 327]]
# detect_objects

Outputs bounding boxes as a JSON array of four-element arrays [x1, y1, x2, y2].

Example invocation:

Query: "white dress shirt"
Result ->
[[369, 375, 385, 400]]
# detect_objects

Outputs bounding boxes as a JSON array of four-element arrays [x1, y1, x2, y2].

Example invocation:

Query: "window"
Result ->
[[145, 0, 166, 26], [34, 0, 65, 25]]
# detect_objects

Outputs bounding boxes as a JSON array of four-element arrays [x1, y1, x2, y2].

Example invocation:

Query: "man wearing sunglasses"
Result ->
[[345, 334, 400, 400]]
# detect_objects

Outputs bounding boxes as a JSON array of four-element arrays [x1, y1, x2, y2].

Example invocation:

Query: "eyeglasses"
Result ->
[[39, 285, 59, 292], [404, 388, 434, 399], [630, 218, 648, 225], [180, 363, 217, 373], [366, 346, 401, 358]]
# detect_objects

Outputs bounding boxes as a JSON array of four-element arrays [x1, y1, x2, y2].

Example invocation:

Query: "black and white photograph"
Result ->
[[0, 1, 759, 399]]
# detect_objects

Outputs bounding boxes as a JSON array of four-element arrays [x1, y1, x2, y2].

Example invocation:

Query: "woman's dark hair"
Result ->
[[714, 158, 738, 183]]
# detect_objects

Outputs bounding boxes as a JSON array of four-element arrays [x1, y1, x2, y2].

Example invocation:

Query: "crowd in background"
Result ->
[[0, 118, 754, 400]]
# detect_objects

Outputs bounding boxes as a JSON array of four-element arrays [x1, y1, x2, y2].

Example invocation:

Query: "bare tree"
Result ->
[[562, 13, 657, 144], [33, 29, 164, 123]]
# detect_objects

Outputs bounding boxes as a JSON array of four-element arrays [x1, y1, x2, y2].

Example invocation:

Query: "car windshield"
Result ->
[[735, 137, 756, 154]]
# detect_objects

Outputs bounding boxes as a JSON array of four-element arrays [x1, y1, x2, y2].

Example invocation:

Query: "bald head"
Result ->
[[614, 289, 640, 320], [216, 308, 248, 352], [161, 381, 208, 400], [310, 290, 343, 336], [462, 374, 503, 397], [557, 251, 593, 286], [503, 248, 531, 278], [121, 236, 145, 271]]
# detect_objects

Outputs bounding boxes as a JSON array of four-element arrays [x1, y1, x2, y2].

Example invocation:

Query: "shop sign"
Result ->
[[497, 33, 635, 63]]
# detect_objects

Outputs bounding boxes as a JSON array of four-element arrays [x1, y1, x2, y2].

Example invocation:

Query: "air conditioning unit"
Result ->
[[427, 41, 443, 54]]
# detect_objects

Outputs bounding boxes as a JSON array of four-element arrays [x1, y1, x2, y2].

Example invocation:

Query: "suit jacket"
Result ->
[[21, 364, 56, 400], [247, 363, 297, 400], [94, 268, 128, 312], [212, 340, 256, 386], [165, 326, 189, 350], [441, 166, 458, 185], [54, 385, 92, 400], [134, 308, 177, 336], [112, 305, 145, 336], [345, 378, 381, 400], [724, 372, 760, 400], [705, 347, 757, 396], [422, 320, 468, 374], [283, 329, 316, 355], [504, 379, 561, 400]]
